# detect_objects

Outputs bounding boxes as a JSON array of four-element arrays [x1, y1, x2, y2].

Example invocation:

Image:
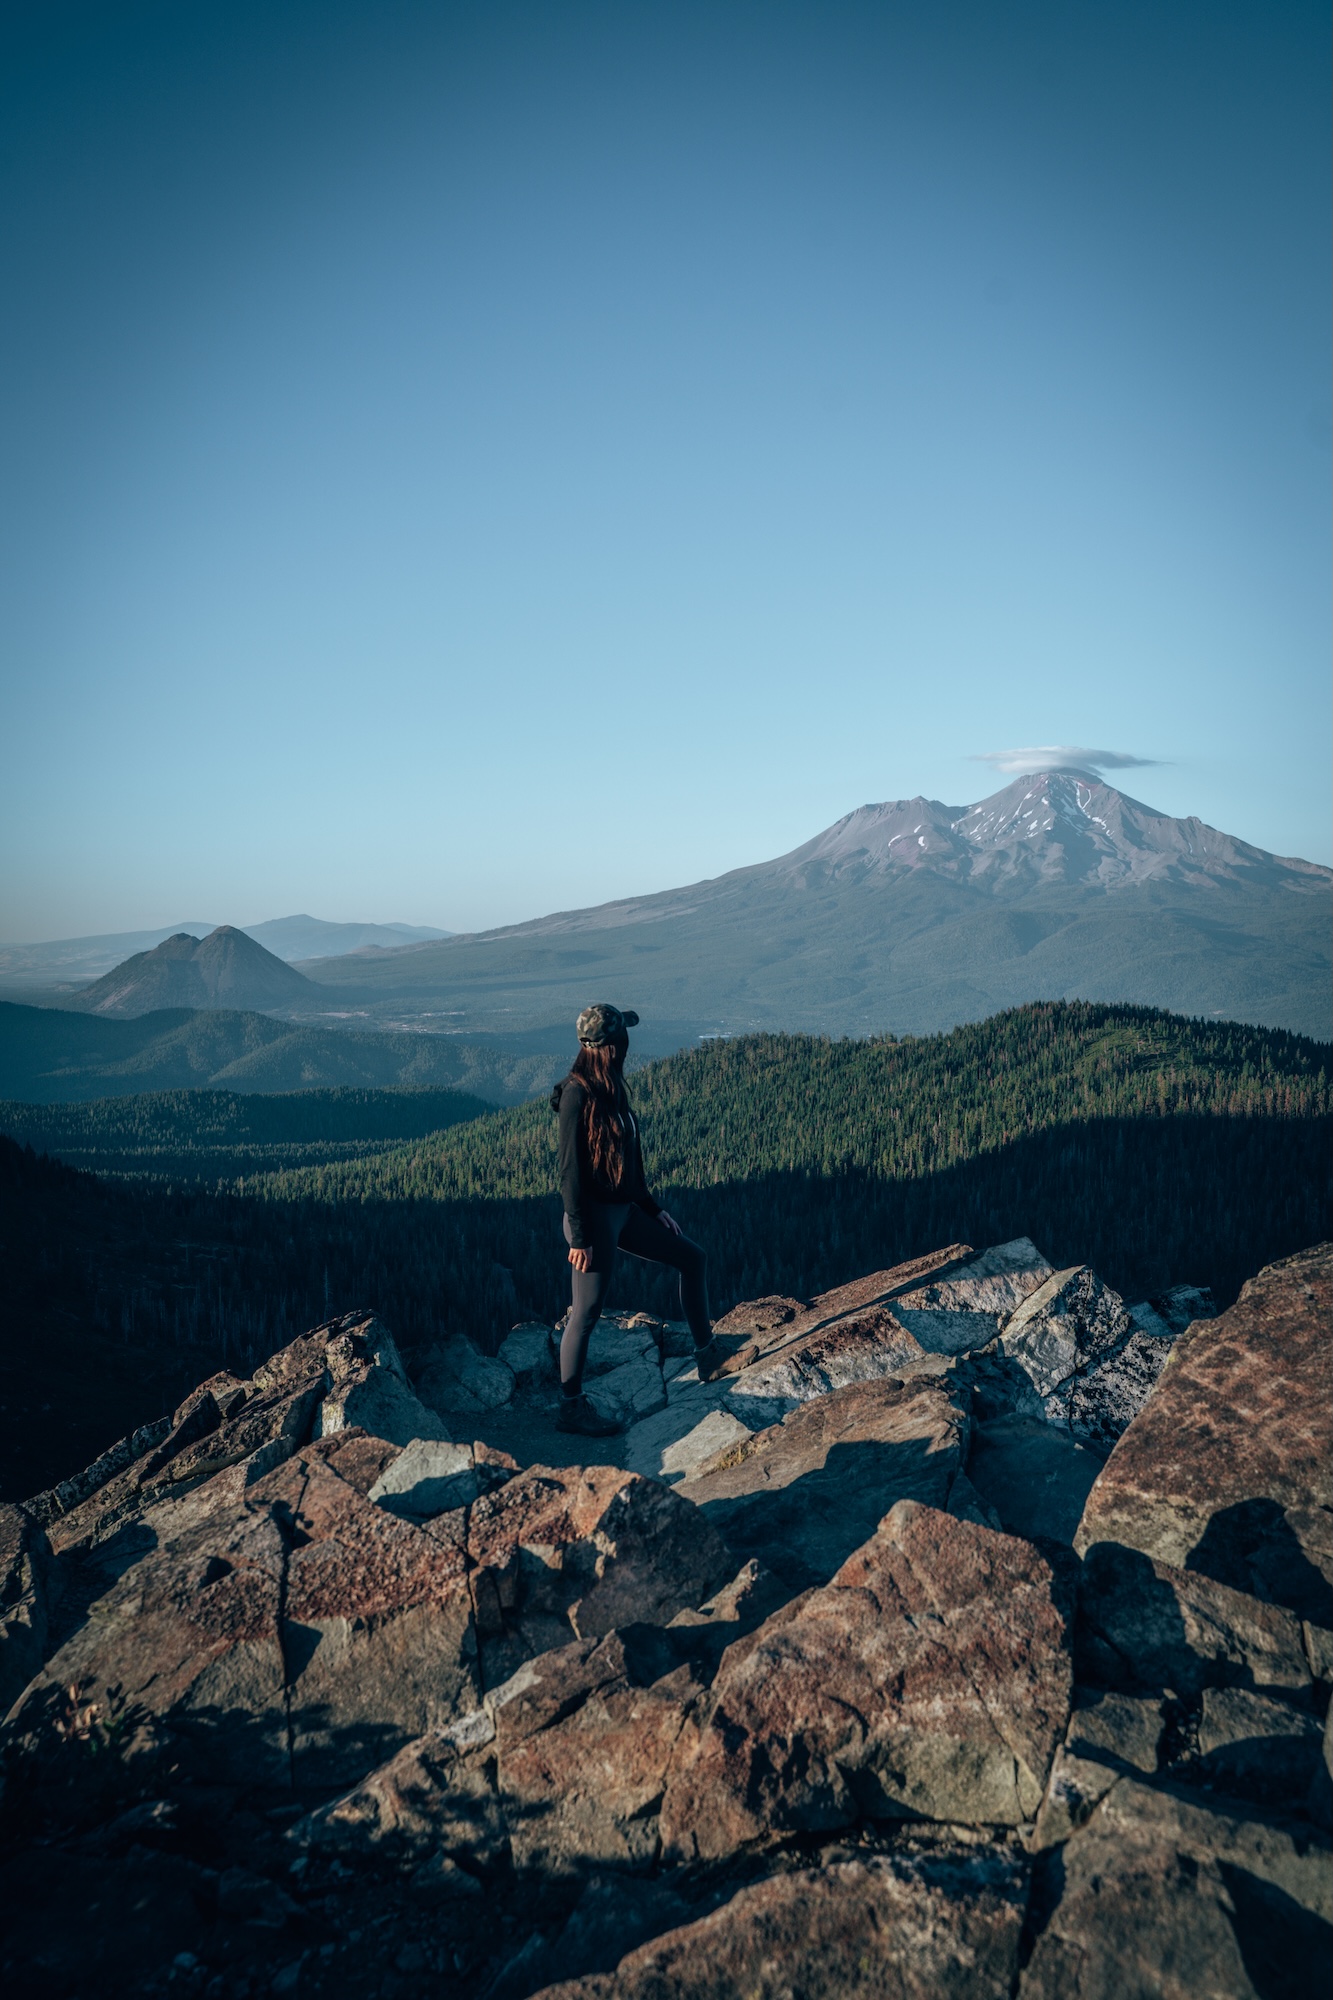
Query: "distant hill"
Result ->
[[292, 771, 1333, 1043], [0, 914, 449, 991], [245, 915, 451, 960], [64, 926, 316, 1017], [0, 1000, 567, 1104]]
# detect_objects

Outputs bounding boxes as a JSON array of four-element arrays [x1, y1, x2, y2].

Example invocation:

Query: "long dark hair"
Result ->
[[572, 1038, 631, 1186]]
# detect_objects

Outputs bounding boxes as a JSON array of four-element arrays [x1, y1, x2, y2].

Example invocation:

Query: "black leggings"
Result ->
[[560, 1202, 711, 1393]]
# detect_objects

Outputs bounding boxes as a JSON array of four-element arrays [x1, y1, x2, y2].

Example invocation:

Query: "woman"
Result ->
[[551, 1002, 738, 1436]]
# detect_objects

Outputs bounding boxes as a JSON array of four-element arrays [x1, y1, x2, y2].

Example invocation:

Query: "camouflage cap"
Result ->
[[576, 1002, 640, 1046]]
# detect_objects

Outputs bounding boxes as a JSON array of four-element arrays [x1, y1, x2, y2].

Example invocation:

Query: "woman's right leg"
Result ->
[[559, 1205, 626, 1395]]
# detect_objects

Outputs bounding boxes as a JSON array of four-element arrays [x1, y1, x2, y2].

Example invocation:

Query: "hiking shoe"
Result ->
[[694, 1335, 760, 1384], [555, 1394, 624, 1438]]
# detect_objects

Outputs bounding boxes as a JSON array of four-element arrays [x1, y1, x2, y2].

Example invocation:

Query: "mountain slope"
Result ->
[[294, 772, 1332, 1041], [245, 915, 450, 959], [64, 925, 316, 1017]]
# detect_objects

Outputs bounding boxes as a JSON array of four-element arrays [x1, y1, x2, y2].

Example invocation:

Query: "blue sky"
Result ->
[[2, 0, 1328, 940]]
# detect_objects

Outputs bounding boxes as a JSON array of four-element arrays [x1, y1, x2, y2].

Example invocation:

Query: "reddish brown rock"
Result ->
[[1075, 1243, 1333, 1626], [10, 1445, 484, 1793], [661, 1501, 1072, 1859], [491, 1632, 704, 1878], [7, 1499, 292, 1785], [532, 1851, 1029, 2000], [687, 1378, 969, 1587], [255, 1452, 480, 1786], [297, 1711, 505, 1866]]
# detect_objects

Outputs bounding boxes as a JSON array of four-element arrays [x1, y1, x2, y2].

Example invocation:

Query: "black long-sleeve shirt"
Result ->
[[553, 1074, 661, 1248]]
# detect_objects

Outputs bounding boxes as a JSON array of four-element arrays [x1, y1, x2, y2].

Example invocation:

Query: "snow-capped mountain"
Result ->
[[780, 770, 1328, 893]]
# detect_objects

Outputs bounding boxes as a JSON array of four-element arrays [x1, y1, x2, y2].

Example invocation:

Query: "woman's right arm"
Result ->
[[557, 1083, 587, 1248]]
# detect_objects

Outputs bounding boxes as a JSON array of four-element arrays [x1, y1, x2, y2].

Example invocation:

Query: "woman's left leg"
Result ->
[[617, 1207, 712, 1348]]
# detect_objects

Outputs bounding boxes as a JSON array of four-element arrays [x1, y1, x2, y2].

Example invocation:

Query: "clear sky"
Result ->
[[2, 0, 1329, 941]]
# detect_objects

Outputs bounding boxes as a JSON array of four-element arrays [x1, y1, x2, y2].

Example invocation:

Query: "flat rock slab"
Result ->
[[661, 1501, 1073, 1859], [725, 1244, 976, 1364], [968, 1416, 1105, 1546], [686, 1378, 969, 1588], [1078, 1540, 1312, 1701], [897, 1237, 1055, 1317], [532, 1851, 1030, 2000], [1021, 1775, 1333, 1999], [1075, 1243, 1333, 1627], [725, 1306, 926, 1424]]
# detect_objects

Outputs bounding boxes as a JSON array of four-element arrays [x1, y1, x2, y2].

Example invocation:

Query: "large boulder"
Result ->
[[684, 1377, 970, 1589], [1074, 1243, 1333, 1628], [1021, 1776, 1333, 1999], [999, 1264, 1168, 1449], [7, 1438, 483, 1791], [661, 1501, 1073, 1860], [533, 1850, 1031, 2000], [489, 1631, 705, 1880]]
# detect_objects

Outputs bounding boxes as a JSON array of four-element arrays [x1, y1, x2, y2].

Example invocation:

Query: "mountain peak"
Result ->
[[781, 772, 1328, 894], [66, 924, 315, 1018]]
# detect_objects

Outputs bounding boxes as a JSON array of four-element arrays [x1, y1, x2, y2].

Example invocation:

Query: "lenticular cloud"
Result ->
[[971, 746, 1163, 777]]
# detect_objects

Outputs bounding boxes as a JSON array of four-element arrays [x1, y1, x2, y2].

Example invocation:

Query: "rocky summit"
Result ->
[[2, 1239, 1330, 2000]]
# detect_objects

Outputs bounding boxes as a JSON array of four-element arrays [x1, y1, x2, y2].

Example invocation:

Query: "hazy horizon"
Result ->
[[3, 0, 1329, 942]]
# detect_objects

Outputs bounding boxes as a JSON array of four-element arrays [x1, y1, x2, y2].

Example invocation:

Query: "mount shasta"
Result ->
[[294, 769, 1330, 1044], [7, 771, 1329, 1057]]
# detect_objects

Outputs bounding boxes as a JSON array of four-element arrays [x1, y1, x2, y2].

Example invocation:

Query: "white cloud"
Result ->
[[970, 745, 1163, 777]]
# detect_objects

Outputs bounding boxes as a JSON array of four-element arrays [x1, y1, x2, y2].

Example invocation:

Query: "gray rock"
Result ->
[[585, 1352, 667, 1426], [416, 1335, 515, 1416], [1066, 1688, 1164, 1774], [1000, 1265, 1132, 1400], [318, 1362, 451, 1445], [620, 1389, 749, 1484], [725, 1305, 926, 1423], [686, 1378, 970, 1589], [1033, 1689, 1164, 1848], [1078, 1541, 1312, 1700], [530, 1851, 1030, 2000], [368, 1439, 494, 1519], [1021, 1776, 1333, 1998], [966, 1416, 1105, 1545], [1193, 1686, 1325, 1806], [1047, 1326, 1176, 1451], [499, 1324, 558, 1391]]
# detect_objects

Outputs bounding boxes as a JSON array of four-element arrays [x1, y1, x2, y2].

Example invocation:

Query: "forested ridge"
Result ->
[[2, 1001, 1328, 1500], [0, 1083, 490, 1183], [245, 1003, 1329, 1203]]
